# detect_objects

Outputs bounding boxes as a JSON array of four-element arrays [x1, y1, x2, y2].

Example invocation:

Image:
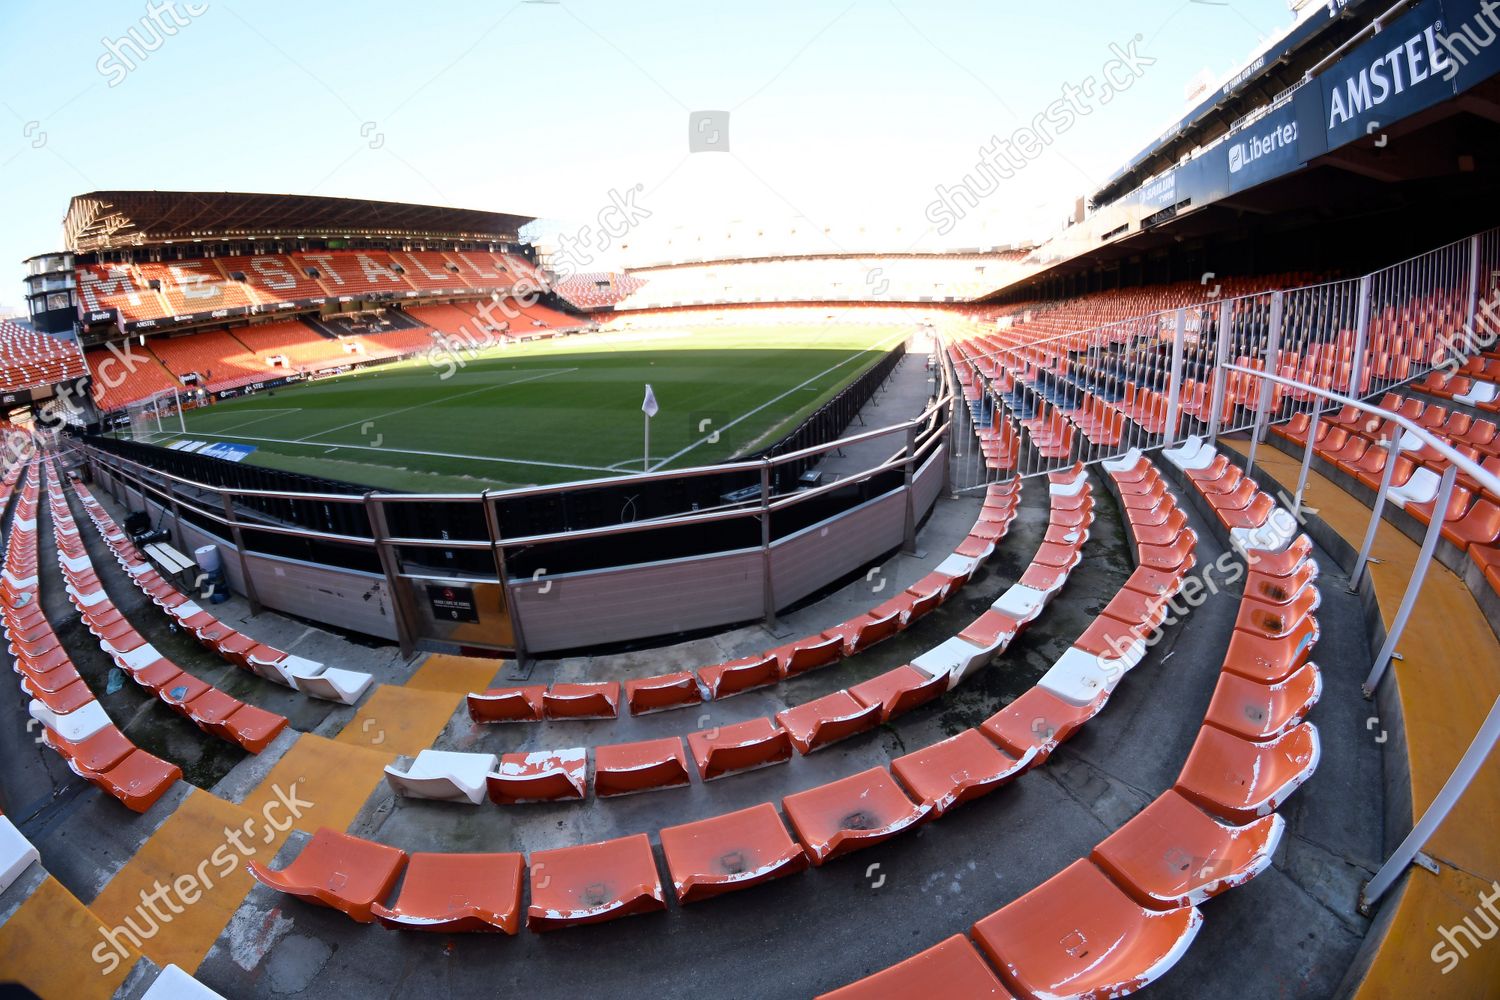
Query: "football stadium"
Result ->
[[2, 1, 1500, 997]]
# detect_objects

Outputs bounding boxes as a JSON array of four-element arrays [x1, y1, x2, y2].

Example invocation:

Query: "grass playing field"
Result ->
[[133, 323, 912, 492]]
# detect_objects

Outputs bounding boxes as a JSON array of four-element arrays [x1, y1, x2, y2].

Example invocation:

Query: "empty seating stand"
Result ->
[[822, 457, 1317, 996], [44, 461, 289, 753], [3, 460, 181, 812], [71, 478, 373, 704]]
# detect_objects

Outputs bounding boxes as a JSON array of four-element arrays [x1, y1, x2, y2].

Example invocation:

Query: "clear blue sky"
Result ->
[[0, 0, 1295, 309]]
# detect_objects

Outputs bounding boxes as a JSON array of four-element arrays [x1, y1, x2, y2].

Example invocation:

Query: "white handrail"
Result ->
[[1223, 362, 1500, 499]]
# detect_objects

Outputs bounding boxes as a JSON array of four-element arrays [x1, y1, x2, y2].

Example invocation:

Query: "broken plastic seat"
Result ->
[[139, 964, 229, 1000], [526, 833, 665, 931], [1091, 789, 1284, 910], [659, 802, 809, 904], [486, 748, 587, 804], [869, 585, 944, 627], [28, 697, 110, 743], [467, 684, 545, 723], [623, 671, 703, 714], [208, 702, 288, 754], [247, 827, 407, 923], [892, 728, 1034, 818], [1175, 721, 1320, 824], [687, 717, 794, 780], [543, 681, 620, 719], [1073, 617, 1149, 672], [25, 677, 94, 715], [967, 519, 1012, 544], [769, 634, 844, 677], [979, 686, 1108, 764], [292, 665, 374, 705], [848, 665, 946, 722], [1037, 647, 1130, 706], [818, 934, 1015, 999], [36, 721, 133, 774], [698, 654, 780, 699], [782, 767, 929, 864], [970, 859, 1202, 998], [385, 750, 498, 804], [63, 741, 180, 813], [592, 737, 691, 797], [914, 633, 1007, 690], [776, 691, 882, 754], [992, 582, 1053, 624], [371, 851, 524, 933], [0, 815, 40, 894], [823, 609, 904, 656]]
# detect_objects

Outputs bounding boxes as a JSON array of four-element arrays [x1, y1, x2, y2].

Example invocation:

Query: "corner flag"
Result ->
[[642, 384, 659, 418]]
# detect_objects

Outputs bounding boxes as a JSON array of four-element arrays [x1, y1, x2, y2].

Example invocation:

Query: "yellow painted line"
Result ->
[[334, 683, 462, 757], [87, 788, 257, 974], [239, 732, 394, 853], [1227, 440, 1500, 878], [1353, 866, 1500, 999], [0, 876, 138, 999], [404, 653, 503, 694]]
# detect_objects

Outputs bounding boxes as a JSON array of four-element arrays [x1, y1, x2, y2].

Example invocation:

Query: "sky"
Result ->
[[0, 0, 1299, 311]]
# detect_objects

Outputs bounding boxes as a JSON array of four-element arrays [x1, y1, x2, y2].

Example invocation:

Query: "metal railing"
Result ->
[[944, 224, 1496, 490], [80, 349, 952, 661], [1220, 362, 1500, 915]]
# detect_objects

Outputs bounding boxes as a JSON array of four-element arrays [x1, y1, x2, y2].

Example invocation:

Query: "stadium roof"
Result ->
[[62, 190, 534, 253]]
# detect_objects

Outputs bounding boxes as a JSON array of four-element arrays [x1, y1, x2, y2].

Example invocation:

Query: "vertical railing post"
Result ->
[[1364, 464, 1458, 696], [481, 492, 530, 677], [760, 461, 777, 629], [1465, 234, 1481, 351], [218, 491, 262, 615], [1163, 308, 1187, 448], [1348, 274, 1372, 398], [364, 494, 416, 660], [1246, 292, 1284, 478], [902, 422, 919, 555], [1205, 299, 1232, 442], [1360, 694, 1500, 912], [1349, 433, 1403, 593], [1293, 410, 1319, 518]]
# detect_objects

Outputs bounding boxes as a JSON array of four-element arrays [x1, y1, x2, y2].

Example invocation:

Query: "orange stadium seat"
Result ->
[[658, 802, 809, 904]]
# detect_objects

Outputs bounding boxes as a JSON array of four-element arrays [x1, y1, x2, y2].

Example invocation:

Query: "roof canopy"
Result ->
[[64, 190, 534, 253]]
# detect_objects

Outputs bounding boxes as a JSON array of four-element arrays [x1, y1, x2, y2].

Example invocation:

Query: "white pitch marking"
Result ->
[[195, 407, 303, 436], [651, 329, 909, 471], [168, 430, 621, 474], [293, 367, 579, 443]]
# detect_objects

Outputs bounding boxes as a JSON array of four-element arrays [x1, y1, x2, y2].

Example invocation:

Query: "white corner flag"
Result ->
[[641, 384, 658, 473]]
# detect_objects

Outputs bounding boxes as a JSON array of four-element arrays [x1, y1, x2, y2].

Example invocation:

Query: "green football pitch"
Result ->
[[132, 323, 912, 492]]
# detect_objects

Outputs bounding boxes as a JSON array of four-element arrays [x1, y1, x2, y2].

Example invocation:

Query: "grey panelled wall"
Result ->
[[91, 465, 400, 641], [769, 492, 905, 609], [81, 419, 945, 655], [911, 449, 945, 521], [511, 548, 765, 652], [513, 450, 945, 653]]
